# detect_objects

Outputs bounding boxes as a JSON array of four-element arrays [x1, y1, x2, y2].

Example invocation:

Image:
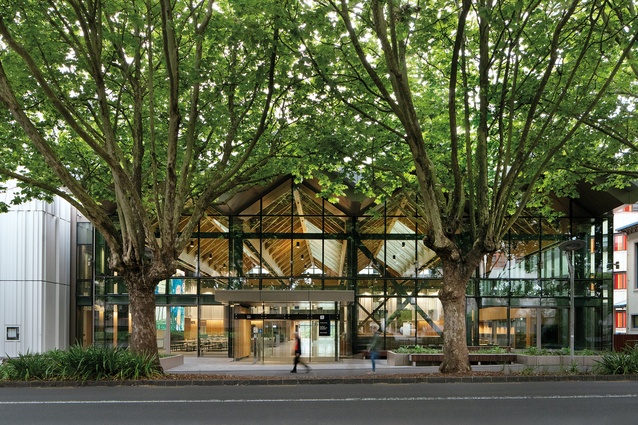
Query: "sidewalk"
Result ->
[[167, 355, 524, 378], [156, 356, 638, 386]]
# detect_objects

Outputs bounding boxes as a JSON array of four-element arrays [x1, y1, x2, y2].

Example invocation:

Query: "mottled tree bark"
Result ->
[[437, 256, 476, 374], [125, 271, 161, 367]]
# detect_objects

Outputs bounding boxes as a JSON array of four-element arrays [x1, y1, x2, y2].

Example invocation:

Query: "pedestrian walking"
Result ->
[[368, 324, 381, 372], [291, 331, 310, 373]]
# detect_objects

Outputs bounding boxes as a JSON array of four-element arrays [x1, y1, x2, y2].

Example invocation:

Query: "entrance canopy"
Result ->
[[215, 289, 354, 305]]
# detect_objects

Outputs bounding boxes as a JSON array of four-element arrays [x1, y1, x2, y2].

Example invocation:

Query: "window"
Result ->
[[616, 311, 627, 329], [614, 273, 627, 290], [6, 326, 19, 341], [632, 315, 638, 329], [614, 234, 627, 251]]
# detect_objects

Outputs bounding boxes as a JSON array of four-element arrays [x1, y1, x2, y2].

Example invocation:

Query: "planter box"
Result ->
[[387, 351, 411, 366], [516, 354, 602, 372], [160, 354, 184, 370], [468, 353, 517, 364], [391, 351, 601, 370], [408, 353, 517, 366]]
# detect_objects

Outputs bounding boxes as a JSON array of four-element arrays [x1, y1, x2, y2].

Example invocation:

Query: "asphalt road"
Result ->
[[1, 381, 637, 425]]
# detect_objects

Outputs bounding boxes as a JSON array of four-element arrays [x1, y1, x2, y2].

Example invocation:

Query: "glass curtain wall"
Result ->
[[355, 196, 444, 354], [472, 216, 613, 351], [85, 177, 614, 356], [75, 221, 94, 346]]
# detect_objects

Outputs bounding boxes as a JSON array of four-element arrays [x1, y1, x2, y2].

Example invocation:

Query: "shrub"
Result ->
[[474, 347, 508, 354], [0, 352, 59, 381], [593, 348, 638, 375], [0, 345, 162, 382], [394, 345, 508, 354], [522, 346, 604, 356], [394, 345, 440, 354]]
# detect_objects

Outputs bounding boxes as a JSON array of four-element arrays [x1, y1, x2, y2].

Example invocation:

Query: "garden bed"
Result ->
[[387, 346, 604, 371], [516, 354, 602, 372]]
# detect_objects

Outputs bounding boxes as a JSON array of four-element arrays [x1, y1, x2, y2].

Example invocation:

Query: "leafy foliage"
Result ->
[[394, 345, 442, 354], [593, 347, 638, 375], [291, 0, 638, 244], [522, 346, 604, 356], [395, 345, 510, 354], [0, 345, 162, 381]]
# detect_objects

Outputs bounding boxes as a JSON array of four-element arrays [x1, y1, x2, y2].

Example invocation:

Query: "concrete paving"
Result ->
[[166, 355, 525, 377]]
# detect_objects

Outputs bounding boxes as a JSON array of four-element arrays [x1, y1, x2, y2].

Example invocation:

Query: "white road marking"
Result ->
[[0, 394, 635, 405]]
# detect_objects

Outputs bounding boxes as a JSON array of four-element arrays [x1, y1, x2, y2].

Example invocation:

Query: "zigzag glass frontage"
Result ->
[[76, 178, 614, 360]]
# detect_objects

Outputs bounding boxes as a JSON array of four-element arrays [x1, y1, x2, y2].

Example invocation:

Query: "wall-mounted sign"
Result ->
[[319, 315, 330, 336], [6, 326, 20, 341]]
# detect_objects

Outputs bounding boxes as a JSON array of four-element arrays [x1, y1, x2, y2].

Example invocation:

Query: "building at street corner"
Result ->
[[610, 204, 638, 335], [2, 177, 638, 361], [616, 217, 638, 345]]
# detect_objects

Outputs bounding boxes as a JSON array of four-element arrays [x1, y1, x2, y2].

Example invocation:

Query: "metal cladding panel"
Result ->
[[0, 281, 43, 357], [0, 203, 20, 281], [42, 281, 70, 351], [0, 191, 72, 357], [43, 200, 71, 288]]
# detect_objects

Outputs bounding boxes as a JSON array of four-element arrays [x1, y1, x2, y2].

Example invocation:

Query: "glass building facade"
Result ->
[[74, 177, 614, 361]]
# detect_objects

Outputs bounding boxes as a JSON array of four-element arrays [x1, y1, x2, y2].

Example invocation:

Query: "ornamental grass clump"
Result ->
[[0, 345, 162, 382], [0, 352, 57, 381], [593, 347, 638, 375]]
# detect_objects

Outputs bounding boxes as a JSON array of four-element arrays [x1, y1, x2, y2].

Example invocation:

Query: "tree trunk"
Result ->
[[438, 257, 473, 374], [127, 273, 161, 368]]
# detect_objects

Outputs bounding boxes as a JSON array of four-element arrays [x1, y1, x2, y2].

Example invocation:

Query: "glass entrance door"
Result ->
[[233, 301, 341, 362], [263, 319, 292, 359], [255, 319, 337, 362], [310, 320, 337, 359]]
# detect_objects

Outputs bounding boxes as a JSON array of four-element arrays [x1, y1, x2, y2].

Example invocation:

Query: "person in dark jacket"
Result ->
[[291, 331, 310, 373], [368, 325, 381, 372]]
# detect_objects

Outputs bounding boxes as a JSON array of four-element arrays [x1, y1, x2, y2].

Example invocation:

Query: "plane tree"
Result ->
[[0, 0, 305, 361], [290, 0, 638, 372], [569, 17, 638, 184]]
